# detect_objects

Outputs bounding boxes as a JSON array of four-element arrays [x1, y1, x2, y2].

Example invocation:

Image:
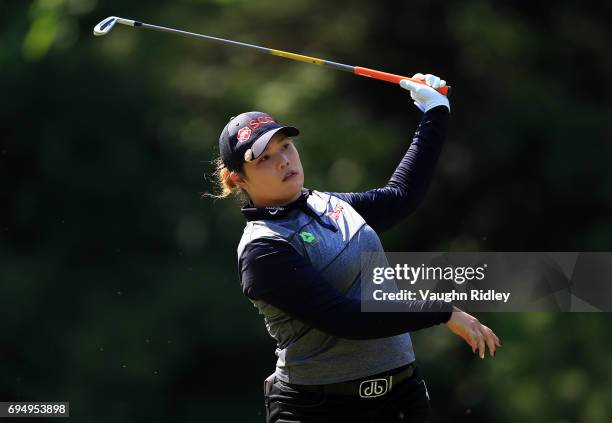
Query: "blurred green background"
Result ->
[[1, 0, 611, 421]]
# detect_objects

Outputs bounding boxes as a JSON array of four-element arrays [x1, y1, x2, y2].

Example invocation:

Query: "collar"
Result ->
[[240, 189, 338, 233], [241, 189, 312, 221]]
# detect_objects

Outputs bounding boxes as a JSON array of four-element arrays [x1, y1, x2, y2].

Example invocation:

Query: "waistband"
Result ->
[[280, 362, 416, 398]]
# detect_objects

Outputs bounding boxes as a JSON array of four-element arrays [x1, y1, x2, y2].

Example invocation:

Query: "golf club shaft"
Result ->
[[107, 19, 450, 96]]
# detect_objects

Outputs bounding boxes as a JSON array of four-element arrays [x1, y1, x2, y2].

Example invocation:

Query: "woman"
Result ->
[[211, 74, 501, 423]]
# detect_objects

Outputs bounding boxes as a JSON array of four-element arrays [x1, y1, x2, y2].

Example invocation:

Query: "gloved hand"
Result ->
[[400, 73, 450, 113]]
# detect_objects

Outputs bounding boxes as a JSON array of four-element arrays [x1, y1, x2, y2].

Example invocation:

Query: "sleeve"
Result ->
[[239, 238, 453, 340], [329, 106, 449, 233]]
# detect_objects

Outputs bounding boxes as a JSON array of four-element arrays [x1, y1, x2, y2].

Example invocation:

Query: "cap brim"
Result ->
[[251, 126, 300, 159]]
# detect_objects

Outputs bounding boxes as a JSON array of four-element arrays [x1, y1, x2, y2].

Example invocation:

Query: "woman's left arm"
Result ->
[[330, 103, 449, 233]]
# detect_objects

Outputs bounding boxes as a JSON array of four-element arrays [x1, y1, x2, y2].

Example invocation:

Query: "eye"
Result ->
[[258, 155, 269, 163], [282, 143, 290, 150]]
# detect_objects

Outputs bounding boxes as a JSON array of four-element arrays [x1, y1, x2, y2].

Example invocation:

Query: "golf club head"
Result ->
[[93, 16, 118, 36]]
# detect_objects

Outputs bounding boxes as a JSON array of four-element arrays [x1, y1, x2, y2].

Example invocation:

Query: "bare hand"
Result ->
[[445, 306, 502, 359]]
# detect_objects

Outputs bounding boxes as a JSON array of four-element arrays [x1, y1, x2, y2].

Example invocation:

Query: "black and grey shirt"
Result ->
[[237, 106, 453, 385]]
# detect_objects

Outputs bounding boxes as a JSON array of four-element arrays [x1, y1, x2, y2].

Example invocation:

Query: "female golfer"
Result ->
[[212, 74, 501, 423]]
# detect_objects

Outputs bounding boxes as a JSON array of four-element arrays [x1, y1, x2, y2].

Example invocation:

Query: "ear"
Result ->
[[229, 171, 248, 189]]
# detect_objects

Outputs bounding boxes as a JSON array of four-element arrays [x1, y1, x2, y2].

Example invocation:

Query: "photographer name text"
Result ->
[[372, 289, 511, 303]]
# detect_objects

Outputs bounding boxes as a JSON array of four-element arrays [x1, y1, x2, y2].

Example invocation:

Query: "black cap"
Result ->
[[219, 111, 300, 171]]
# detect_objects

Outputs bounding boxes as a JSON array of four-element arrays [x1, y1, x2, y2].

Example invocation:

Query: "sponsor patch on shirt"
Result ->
[[327, 204, 344, 221]]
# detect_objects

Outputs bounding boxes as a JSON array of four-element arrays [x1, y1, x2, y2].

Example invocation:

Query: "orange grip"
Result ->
[[354, 66, 450, 97]]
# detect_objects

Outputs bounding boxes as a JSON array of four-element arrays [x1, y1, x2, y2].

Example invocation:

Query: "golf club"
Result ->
[[93, 16, 450, 96]]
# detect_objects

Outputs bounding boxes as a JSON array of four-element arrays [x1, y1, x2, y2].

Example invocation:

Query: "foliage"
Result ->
[[1, 1, 611, 421]]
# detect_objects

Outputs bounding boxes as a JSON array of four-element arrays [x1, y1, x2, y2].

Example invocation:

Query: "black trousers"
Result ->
[[264, 365, 432, 423]]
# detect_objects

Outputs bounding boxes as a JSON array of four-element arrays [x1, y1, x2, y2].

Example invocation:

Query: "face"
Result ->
[[234, 132, 304, 207]]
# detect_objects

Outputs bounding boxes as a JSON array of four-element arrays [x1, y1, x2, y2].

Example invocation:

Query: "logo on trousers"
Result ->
[[359, 378, 389, 398]]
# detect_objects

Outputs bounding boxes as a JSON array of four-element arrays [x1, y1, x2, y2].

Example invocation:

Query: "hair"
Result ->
[[202, 157, 250, 204]]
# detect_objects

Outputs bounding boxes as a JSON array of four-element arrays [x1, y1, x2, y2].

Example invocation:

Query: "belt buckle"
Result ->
[[358, 376, 391, 398]]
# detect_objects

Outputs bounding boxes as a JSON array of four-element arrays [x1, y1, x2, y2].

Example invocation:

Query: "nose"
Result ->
[[278, 152, 290, 169]]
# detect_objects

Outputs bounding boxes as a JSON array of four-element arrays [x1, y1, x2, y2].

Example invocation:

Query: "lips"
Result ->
[[283, 171, 298, 181]]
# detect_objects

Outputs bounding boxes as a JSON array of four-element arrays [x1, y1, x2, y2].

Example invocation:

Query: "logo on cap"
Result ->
[[249, 115, 274, 129], [237, 127, 252, 142]]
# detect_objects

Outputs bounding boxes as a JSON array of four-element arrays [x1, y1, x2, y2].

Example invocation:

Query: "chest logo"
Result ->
[[327, 204, 344, 221], [298, 231, 317, 244]]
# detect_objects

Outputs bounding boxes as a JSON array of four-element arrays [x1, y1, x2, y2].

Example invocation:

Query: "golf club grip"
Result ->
[[354, 67, 450, 97]]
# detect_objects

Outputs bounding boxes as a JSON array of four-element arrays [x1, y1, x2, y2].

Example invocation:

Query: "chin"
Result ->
[[291, 178, 304, 192], [286, 182, 303, 198], [288, 185, 302, 197]]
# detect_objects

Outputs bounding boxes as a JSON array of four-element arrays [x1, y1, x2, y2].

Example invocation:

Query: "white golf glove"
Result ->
[[400, 73, 450, 113]]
